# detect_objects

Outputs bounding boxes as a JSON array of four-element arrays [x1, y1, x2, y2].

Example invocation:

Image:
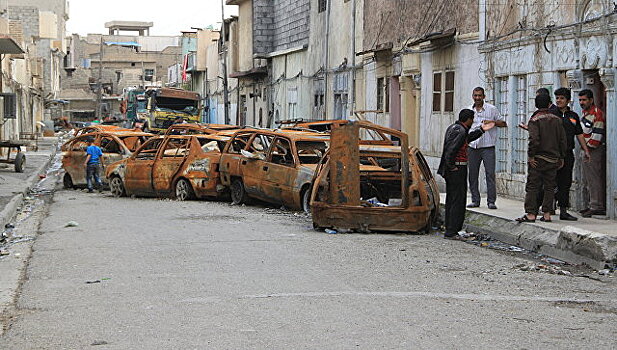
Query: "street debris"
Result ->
[[65, 221, 79, 228], [325, 229, 337, 234], [91, 340, 109, 346], [513, 263, 572, 276], [85, 280, 101, 284], [0, 250, 9, 256]]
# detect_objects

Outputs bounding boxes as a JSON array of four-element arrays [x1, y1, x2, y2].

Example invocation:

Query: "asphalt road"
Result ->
[[2, 180, 617, 349]]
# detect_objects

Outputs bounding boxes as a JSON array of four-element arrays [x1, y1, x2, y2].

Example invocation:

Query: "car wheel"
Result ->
[[63, 173, 74, 189], [175, 178, 195, 201], [109, 176, 126, 197], [230, 178, 249, 205], [301, 187, 312, 214], [14, 152, 25, 173]]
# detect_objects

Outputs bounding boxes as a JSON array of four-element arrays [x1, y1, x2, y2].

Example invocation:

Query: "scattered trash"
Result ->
[[0, 250, 9, 256], [364, 197, 388, 207], [13, 252, 20, 258], [38, 174, 47, 179], [325, 228, 337, 234], [85, 280, 101, 284], [68, 197, 76, 200], [65, 221, 79, 227], [598, 269, 611, 276], [514, 263, 573, 276], [91, 340, 108, 346], [101, 277, 111, 281], [5, 223, 14, 229]]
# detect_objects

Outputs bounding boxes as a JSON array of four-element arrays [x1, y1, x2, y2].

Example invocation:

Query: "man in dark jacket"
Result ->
[[438, 109, 495, 239], [516, 94, 567, 223]]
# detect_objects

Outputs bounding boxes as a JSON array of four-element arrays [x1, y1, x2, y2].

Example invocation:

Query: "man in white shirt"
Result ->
[[467, 87, 507, 209]]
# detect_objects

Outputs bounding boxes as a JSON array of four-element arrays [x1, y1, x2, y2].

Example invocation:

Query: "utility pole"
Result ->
[[220, 0, 230, 124], [95, 37, 103, 121]]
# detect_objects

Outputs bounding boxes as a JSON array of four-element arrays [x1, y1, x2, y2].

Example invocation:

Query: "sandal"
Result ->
[[540, 217, 552, 222], [515, 215, 535, 223]]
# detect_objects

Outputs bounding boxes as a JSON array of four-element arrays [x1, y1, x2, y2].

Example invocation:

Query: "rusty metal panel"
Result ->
[[329, 122, 360, 206]]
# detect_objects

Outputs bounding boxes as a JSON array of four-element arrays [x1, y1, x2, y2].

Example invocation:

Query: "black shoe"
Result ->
[[467, 203, 480, 208], [488, 203, 498, 210], [560, 212, 578, 221], [87, 189, 94, 193]]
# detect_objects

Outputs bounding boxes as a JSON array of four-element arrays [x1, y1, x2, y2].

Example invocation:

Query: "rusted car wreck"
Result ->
[[62, 130, 153, 188], [105, 133, 231, 200], [310, 121, 439, 233], [219, 129, 329, 212]]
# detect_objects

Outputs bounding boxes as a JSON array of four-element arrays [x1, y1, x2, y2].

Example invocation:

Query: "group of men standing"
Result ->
[[439, 86, 606, 238]]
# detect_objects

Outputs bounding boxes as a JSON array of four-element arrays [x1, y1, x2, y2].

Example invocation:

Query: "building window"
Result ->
[[313, 79, 325, 119], [288, 87, 298, 119], [385, 77, 390, 113], [377, 77, 384, 111], [444, 71, 454, 112], [432, 72, 441, 112], [318, 0, 327, 13], [512, 75, 528, 174], [496, 77, 509, 173], [433, 71, 455, 112], [144, 69, 154, 82], [116, 71, 122, 82]]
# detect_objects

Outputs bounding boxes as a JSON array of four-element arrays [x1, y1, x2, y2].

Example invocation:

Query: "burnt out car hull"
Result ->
[[106, 134, 228, 200], [310, 121, 439, 233]]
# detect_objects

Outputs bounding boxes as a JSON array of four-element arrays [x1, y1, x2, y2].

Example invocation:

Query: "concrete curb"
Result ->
[[460, 209, 617, 270], [0, 142, 58, 230]]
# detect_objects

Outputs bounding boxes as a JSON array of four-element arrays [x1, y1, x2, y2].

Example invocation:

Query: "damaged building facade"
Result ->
[[480, 0, 617, 219], [60, 21, 181, 121], [1, 0, 68, 140]]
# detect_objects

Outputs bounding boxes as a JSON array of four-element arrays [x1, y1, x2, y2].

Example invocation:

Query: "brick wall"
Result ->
[[8, 6, 39, 41], [363, 0, 478, 51], [253, 0, 310, 55]]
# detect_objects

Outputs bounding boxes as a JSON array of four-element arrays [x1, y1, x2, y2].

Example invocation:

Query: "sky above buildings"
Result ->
[[66, 0, 238, 36]]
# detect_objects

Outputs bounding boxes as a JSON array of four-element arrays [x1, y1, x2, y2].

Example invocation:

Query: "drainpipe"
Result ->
[[323, 0, 332, 119], [350, 0, 356, 118]]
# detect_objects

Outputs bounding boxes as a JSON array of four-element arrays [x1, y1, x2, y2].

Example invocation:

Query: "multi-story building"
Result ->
[[60, 21, 181, 121]]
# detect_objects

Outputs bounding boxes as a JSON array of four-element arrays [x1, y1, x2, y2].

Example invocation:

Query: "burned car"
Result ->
[[164, 123, 240, 136], [62, 131, 153, 189], [281, 119, 396, 145], [310, 121, 439, 233], [105, 133, 231, 200], [73, 124, 133, 137], [219, 129, 329, 212]]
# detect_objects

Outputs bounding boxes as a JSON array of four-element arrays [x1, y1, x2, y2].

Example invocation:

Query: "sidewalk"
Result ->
[[440, 193, 617, 269], [0, 137, 59, 229]]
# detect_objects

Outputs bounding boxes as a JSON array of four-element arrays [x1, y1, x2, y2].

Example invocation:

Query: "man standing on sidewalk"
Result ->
[[516, 94, 567, 223], [579, 89, 606, 217], [84, 137, 104, 193], [438, 109, 495, 239], [467, 87, 507, 210], [553, 88, 591, 220]]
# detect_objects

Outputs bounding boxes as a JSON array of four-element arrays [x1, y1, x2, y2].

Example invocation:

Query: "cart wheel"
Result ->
[[14, 153, 25, 173]]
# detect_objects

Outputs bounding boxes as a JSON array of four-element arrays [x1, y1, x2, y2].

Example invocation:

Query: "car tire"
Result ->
[[230, 178, 249, 205], [301, 186, 312, 214], [175, 178, 195, 201], [109, 176, 126, 197], [63, 173, 74, 189], [14, 152, 25, 173]]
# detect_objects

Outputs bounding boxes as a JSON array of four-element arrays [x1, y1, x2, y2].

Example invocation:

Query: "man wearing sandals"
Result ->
[[516, 94, 567, 223]]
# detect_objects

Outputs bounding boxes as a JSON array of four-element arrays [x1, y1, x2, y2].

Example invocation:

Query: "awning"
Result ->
[[0, 35, 24, 54], [407, 28, 456, 47], [229, 66, 268, 78]]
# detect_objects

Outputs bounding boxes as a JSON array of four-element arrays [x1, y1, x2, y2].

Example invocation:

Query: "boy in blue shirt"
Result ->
[[84, 137, 104, 193]]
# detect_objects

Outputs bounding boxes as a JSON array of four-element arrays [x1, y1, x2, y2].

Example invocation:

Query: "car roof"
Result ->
[[232, 129, 329, 141]]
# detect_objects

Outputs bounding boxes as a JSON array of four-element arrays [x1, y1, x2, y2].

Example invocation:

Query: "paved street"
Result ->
[[1, 175, 616, 349]]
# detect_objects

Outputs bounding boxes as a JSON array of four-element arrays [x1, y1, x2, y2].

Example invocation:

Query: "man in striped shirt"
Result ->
[[578, 89, 606, 217]]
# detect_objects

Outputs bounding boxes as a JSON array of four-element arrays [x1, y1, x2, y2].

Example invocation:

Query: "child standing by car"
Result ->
[[84, 137, 104, 193]]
